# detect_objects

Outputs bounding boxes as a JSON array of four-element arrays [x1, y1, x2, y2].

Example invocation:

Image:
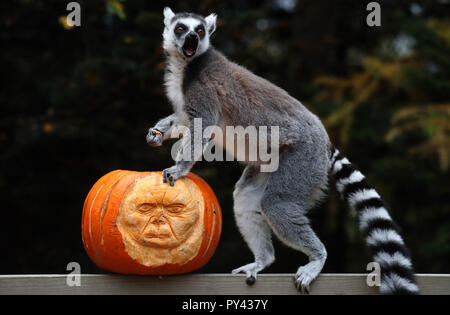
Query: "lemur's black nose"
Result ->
[[187, 32, 198, 39]]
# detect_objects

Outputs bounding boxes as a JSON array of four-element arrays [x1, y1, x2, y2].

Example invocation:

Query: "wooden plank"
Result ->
[[0, 274, 448, 295]]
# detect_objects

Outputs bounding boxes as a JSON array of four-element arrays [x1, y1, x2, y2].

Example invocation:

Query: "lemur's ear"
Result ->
[[205, 13, 217, 35], [163, 7, 175, 27]]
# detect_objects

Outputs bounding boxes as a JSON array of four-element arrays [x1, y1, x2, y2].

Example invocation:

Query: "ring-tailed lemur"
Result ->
[[146, 7, 419, 295]]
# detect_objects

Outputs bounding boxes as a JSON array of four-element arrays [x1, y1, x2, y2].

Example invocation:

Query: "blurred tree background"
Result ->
[[0, 0, 448, 275]]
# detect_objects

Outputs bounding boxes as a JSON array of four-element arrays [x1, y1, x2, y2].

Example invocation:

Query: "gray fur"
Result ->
[[232, 166, 274, 279], [148, 8, 332, 292]]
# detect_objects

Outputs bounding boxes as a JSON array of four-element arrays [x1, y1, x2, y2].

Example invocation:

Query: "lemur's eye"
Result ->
[[175, 26, 184, 33], [197, 28, 205, 36]]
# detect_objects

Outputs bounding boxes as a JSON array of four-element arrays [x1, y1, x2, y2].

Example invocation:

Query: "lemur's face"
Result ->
[[162, 7, 217, 59]]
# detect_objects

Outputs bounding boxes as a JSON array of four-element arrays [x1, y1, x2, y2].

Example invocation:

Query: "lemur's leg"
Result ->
[[146, 113, 178, 147], [231, 166, 274, 284], [260, 145, 329, 294]]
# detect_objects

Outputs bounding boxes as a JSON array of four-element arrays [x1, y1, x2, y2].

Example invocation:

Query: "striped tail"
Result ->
[[330, 146, 419, 295]]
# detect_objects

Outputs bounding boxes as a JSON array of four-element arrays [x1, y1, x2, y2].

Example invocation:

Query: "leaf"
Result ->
[[106, 0, 126, 20], [387, 104, 450, 171], [58, 16, 74, 30]]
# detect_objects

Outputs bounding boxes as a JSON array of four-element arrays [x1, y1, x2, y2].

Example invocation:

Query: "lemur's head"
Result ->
[[162, 7, 217, 60]]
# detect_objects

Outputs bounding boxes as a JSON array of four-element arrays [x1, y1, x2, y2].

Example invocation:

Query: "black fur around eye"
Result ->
[[174, 24, 186, 35], [196, 26, 205, 37]]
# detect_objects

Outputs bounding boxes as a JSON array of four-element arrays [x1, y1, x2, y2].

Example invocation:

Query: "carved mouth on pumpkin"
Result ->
[[144, 232, 171, 239], [182, 36, 198, 58]]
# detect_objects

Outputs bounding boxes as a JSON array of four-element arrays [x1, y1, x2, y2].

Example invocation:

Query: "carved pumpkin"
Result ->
[[81, 170, 222, 275]]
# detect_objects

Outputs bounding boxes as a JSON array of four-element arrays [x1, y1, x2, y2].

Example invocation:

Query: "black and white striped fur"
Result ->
[[330, 146, 419, 294]]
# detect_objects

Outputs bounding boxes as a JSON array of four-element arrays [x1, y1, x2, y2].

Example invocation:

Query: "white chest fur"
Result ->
[[164, 54, 187, 116]]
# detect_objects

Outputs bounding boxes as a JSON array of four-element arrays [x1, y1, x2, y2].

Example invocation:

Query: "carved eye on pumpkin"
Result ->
[[137, 203, 156, 214], [166, 203, 185, 214]]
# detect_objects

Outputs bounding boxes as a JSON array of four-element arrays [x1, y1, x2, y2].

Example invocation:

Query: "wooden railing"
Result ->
[[0, 274, 448, 295]]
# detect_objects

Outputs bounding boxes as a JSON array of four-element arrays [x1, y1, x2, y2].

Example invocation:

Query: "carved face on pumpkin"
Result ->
[[116, 174, 205, 266]]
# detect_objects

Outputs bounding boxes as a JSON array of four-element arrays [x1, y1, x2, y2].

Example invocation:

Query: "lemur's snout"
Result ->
[[182, 32, 199, 58], [187, 32, 198, 40]]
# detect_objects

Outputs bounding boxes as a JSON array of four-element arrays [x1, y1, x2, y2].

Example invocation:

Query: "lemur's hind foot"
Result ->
[[232, 261, 270, 285], [294, 258, 326, 294]]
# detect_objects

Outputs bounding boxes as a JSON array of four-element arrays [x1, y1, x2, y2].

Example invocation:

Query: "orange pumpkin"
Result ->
[[81, 170, 222, 275]]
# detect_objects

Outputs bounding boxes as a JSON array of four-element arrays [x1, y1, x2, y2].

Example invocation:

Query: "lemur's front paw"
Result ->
[[162, 165, 187, 187], [146, 128, 163, 147], [232, 262, 264, 286]]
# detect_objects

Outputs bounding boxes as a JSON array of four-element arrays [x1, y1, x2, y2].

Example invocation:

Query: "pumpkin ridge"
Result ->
[[82, 170, 123, 263], [99, 172, 129, 245], [90, 171, 130, 261]]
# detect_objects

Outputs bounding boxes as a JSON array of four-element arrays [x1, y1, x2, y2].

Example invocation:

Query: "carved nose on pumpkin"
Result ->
[[149, 209, 165, 225], [149, 216, 165, 224]]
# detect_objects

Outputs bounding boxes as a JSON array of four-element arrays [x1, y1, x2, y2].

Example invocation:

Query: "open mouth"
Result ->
[[182, 36, 198, 58]]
